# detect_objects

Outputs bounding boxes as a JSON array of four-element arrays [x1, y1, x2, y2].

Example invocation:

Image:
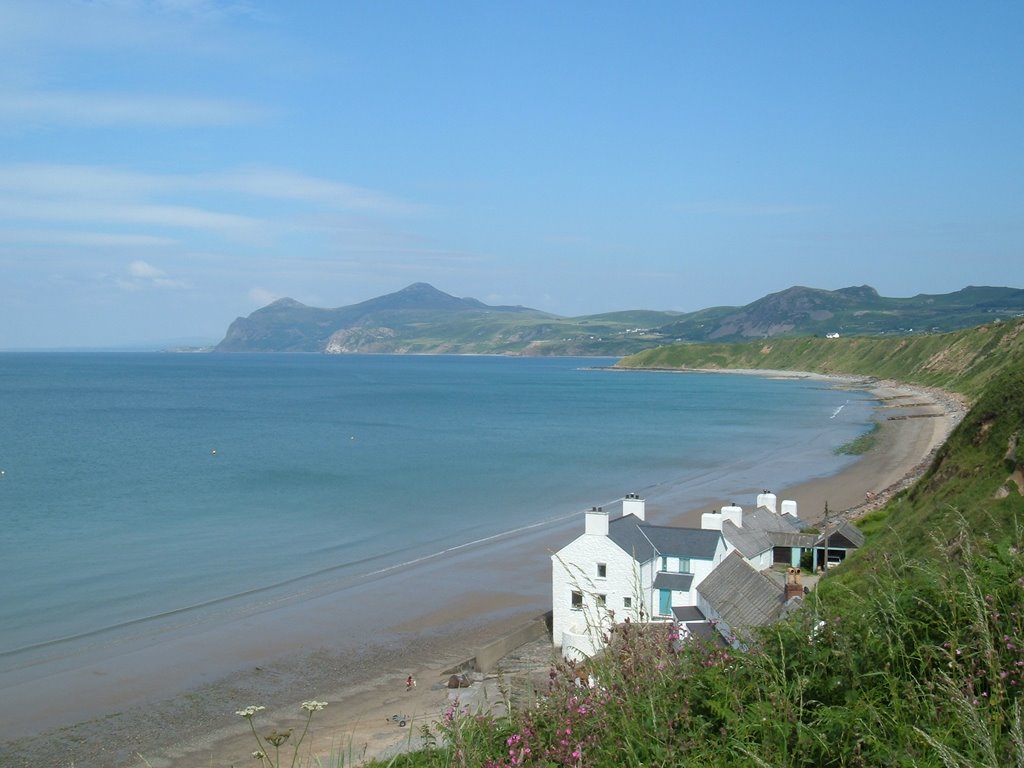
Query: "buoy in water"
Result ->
[[211, 449, 218, 456]]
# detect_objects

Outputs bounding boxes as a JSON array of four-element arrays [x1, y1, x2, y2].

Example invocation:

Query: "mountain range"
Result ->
[[214, 282, 1024, 355]]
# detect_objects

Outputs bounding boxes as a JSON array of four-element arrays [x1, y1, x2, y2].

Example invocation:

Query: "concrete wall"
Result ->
[[472, 613, 552, 673]]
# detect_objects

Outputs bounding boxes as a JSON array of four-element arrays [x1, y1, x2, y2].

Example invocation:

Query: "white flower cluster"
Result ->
[[236, 705, 266, 719], [301, 700, 328, 712]]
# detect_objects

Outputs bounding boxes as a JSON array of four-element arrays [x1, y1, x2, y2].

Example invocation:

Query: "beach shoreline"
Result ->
[[0, 372, 969, 768]]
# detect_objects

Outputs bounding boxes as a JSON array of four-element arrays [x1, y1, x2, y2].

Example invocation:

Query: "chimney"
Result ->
[[756, 491, 778, 514], [721, 503, 743, 528], [785, 567, 803, 601], [701, 509, 723, 531], [780, 499, 798, 517], [585, 506, 609, 536], [622, 492, 646, 521]]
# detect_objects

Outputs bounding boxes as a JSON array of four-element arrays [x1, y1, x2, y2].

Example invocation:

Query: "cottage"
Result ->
[[551, 494, 726, 659], [701, 492, 814, 570], [551, 490, 860, 660]]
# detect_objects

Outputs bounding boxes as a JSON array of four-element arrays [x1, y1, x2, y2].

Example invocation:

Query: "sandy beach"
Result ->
[[0, 374, 968, 768]]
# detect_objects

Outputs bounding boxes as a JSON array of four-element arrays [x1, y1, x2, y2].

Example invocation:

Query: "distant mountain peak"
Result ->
[[214, 283, 1024, 354], [365, 283, 486, 311], [266, 297, 306, 309]]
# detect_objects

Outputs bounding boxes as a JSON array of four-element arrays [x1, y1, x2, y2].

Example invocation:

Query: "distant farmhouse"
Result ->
[[551, 492, 861, 659]]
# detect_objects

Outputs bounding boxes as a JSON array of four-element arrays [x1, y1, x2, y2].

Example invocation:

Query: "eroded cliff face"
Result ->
[[324, 326, 400, 354], [997, 431, 1024, 497]]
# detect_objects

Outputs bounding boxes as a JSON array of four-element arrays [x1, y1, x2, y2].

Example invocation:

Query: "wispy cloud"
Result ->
[[248, 286, 279, 305], [0, 0, 266, 56], [0, 164, 417, 248], [0, 90, 266, 126], [0, 197, 266, 240], [205, 168, 423, 215], [0, 164, 415, 214], [0, 228, 176, 248], [118, 259, 188, 291]]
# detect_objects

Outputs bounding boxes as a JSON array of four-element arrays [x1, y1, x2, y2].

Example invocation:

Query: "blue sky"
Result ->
[[1, 1, 1021, 348]]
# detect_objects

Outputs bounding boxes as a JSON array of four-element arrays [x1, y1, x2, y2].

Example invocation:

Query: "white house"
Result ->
[[551, 494, 727, 660], [701, 492, 810, 570]]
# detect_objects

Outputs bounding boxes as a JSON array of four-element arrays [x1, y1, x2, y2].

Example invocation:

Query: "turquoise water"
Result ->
[[0, 353, 872, 670]]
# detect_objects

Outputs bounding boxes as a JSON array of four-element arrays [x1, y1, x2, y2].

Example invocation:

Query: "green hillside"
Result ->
[[617, 318, 1024, 399], [354, 321, 1024, 768]]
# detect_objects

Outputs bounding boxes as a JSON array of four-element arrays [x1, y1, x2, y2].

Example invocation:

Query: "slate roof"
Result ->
[[816, 520, 866, 550], [672, 606, 705, 622], [697, 551, 784, 638], [768, 531, 818, 548], [607, 515, 658, 562], [653, 572, 695, 591], [721, 522, 773, 559], [608, 515, 722, 564], [721, 507, 808, 558]]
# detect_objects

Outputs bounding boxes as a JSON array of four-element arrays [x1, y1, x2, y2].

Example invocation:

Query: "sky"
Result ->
[[1, 1, 1022, 349]]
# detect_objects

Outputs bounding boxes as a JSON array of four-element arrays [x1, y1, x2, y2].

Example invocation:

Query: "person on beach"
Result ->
[[406, 675, 416, 691]]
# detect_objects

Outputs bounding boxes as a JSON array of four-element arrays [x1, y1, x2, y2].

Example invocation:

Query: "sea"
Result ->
[[0, 353, 874, 739]]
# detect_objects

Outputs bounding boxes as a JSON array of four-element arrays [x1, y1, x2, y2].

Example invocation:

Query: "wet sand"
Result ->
[[0, 374, 968, 768]]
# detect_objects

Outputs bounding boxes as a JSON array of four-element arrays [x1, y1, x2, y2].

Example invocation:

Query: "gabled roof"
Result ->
[[653, 572, 695, 591], [607, 515, 722, 564], [721, 507, 807, 558], [816, 520, 865, 549], [607, 515, 658, 562], [721, 521, 773, 559], [697, 551, 784, 637]]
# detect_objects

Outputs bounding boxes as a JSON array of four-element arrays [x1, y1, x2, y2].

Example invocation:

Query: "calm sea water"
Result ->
[[0, 353, 872, 671]]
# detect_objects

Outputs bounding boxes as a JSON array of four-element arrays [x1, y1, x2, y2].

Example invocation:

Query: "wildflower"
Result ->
[[236, 705, 266, 719], [301, 699, 327, 712]]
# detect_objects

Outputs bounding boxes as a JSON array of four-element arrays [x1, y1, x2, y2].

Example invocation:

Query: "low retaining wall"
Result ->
[[471, 612, 552, 673]]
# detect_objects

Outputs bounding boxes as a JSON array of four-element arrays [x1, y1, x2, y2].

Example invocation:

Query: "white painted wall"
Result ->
[[552, 501, 729, 657], [551, 517, 642, 654]]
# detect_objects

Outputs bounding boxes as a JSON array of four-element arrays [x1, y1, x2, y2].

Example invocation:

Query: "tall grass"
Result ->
[[363, 516, 1023, 768]]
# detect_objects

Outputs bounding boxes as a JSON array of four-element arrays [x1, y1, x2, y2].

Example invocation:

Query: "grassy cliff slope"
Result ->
[[617, 318, 1024, 399]]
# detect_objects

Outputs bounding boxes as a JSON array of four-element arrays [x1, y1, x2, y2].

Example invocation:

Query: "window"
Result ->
[[571, 591, 583, 609], [596, 594, 606, 607], [660, 556, 668, 572], [596, 562, 607, 578], [679, 557, 691, 574], [623, 596, 632, 608]]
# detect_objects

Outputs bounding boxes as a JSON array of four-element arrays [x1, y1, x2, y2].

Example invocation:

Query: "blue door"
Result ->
[[659, 589, 671, 616]]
